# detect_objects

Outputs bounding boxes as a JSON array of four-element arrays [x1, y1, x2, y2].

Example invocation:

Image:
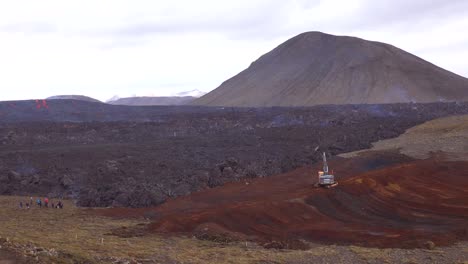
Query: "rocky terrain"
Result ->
[[1, 100, 468, 207], [0, 100, 219, 123], [194, 31, 468, 107]]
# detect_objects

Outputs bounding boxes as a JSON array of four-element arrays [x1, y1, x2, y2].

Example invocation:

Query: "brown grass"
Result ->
[[1, 196, 466, 263], [349, 246, 391, 262], [0, 196, 343, 263]]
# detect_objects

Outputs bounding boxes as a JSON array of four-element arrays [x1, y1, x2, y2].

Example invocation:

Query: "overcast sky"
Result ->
[[1, 0, 467, 101]]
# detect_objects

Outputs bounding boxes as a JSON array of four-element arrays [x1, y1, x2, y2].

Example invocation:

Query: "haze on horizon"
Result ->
[[1, 0, 467, 102]]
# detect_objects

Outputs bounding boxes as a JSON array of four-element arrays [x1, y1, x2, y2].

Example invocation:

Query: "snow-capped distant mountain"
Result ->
[[107, 96, 195, 106], [105, 89, 207, 106], [174, 89, 206, 98], [106, 95, 120, 103]]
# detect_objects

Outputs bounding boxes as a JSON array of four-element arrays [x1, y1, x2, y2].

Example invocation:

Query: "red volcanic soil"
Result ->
[[102, 153, 468, 248]]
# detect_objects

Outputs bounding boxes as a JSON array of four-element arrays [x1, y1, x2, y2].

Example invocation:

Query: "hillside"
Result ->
[[194, 32, 468, 107], [147, 158, 467, 248], [341, 114, 468, 160], [107, 96, 195, 106]]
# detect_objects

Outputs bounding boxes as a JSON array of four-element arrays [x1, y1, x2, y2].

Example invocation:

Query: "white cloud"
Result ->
[[0, 0, 466, 101]]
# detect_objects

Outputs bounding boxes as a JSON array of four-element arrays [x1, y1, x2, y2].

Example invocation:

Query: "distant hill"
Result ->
[[107, 96, 195, 106], [46, 95, 101, 103], [193, 31, 468, 107]]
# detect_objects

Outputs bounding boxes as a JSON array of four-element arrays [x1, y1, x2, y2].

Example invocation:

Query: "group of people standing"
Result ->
[[18, 197, 64, 209]]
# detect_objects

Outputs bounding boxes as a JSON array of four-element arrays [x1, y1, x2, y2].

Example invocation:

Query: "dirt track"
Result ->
[[102, 152, 468, 249]]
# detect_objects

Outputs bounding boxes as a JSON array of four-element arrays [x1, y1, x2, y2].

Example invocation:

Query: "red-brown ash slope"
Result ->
[[146, 156, 468, 248]]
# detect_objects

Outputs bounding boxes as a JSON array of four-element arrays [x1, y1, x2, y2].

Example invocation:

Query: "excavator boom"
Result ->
[[316, 152, 337, 188]]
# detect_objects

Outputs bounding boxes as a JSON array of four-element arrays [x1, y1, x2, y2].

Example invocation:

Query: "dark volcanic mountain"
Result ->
[[46, 95, 101, 103], [107, 96, 195, 106], [194, 32, 468, 107]]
